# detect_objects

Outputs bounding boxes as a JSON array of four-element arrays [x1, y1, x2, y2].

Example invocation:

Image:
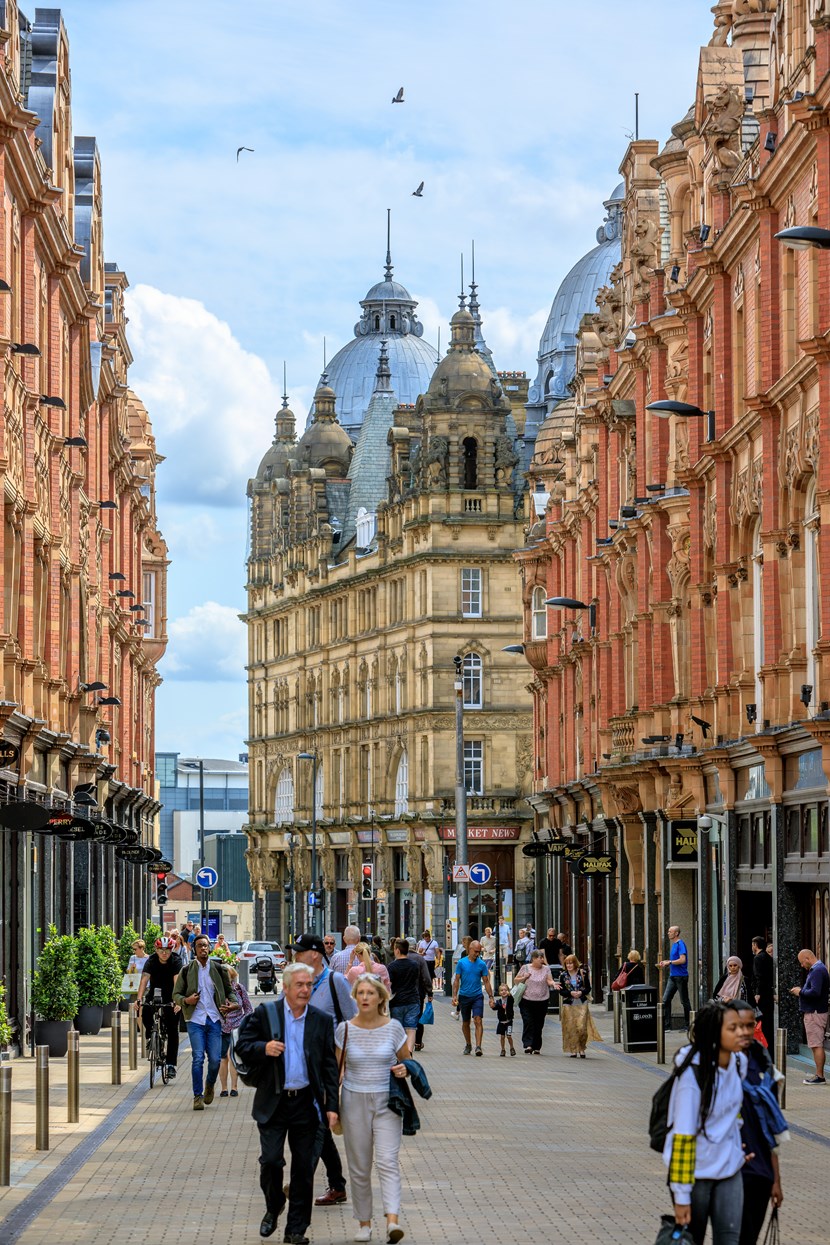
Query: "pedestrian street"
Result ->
[[0, 998, 827, 1245]]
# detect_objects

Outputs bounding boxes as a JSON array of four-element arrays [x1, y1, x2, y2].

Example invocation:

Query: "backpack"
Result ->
[[231, 998, 280, 1088], [648, 1051, 701, 1152]]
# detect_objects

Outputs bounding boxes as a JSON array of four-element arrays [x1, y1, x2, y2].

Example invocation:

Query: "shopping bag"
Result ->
[[121, 972, 141, 996], [754, 1019, 768, 1048], [419, 999, 435, 1025], [654, 1215, 695, 1245], [761, 1208, 779, 1245]]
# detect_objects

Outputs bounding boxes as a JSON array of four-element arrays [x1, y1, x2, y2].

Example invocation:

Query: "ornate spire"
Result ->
[[373, 339, 392, 393], [281, 361, 289, 409], [384, 208, 393, 281], [458, 253, 467, 310], [468, 242, 495, 371], [275, 362, 296, 443]]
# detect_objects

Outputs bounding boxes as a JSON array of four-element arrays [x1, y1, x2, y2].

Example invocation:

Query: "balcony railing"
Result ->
[[610, 716, 635, 755]]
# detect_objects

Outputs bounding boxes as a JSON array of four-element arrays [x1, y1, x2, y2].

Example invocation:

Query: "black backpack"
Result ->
[[232, 999, 280, 1088], [649, 1051, 701, 1152]]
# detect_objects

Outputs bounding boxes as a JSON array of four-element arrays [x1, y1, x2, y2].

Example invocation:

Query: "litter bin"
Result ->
[[622, 984, 658, 1052], [235, 959, 250, 994]]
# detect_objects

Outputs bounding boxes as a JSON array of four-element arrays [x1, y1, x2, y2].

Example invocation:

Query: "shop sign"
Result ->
[[577, 853, 617, 876], [670, 819, 699, 864], [0, 741, 20, 767], [439, 826, 521, 841], [546, 840, 570, 857], [521, 841, 550, 858], [385, 829, 409, 843], [356, 829, 381, 844]]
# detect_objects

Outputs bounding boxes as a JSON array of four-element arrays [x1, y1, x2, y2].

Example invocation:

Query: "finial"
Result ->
[[458, 253, 466, 310], [374, 338, 392, 392], [437, 327, 441, 360], [323, 335, 327, 371], [281, 361, 289, 409], [384, 208, 393, 281], [471, 240, 476, 289]]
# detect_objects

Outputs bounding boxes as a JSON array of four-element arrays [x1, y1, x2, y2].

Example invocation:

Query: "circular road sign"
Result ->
[[469, 862, 492, 886], [196, 866, 218, 890]]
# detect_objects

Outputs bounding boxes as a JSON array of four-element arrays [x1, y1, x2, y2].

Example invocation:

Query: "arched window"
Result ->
[[394, 751, 409, 815], [531, 586, 547, 639], [462, 652, 483, 709], [275, 766, 295, 825], [374, 314, 380, 331], [805, 482, 820, 704], [390, 313, 396, 330], [463, 437, 478, 489], [752, 520, 764, 729]]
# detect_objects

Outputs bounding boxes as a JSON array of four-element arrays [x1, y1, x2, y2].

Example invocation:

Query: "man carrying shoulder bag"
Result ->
[[172, 933, 238, 1110]]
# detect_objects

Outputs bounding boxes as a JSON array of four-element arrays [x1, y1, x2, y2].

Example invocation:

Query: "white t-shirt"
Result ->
[[663, 1047, 747, 1204], [191, 961, 222, 1025], [335, 1020, 407, 1093], [417, 939, 439, 961]]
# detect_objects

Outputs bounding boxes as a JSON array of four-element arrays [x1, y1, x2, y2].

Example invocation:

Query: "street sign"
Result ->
[[521, 842, 550, 858], [469, 862, 492, 885], [196, 866, 218, 889], [577, 853, 617, 877], [452, 863, 471, 882]]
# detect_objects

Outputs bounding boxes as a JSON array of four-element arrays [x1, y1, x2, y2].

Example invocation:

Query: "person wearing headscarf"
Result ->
[[713, 956, 748, 1003]]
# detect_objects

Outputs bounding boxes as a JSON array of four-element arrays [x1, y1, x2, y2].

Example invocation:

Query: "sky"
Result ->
[[60, 0, 716, 760]]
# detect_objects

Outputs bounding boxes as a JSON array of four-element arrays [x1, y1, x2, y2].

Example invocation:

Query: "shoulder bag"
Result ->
[[332, 1022, 348, 1135], [611, 963, 631, 991]]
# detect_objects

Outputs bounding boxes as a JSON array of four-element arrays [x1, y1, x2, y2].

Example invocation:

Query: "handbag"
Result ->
[[611, 964, 631, 991], [511, 979, 527, 1003], [754, 1019, 769, 1048], [761, 1207, 779, 1245], [332, 1022, 348, 1135], [654, 1215, 696, 1245], [418, 999, 434, 1026], [121, 971, 142, 996]]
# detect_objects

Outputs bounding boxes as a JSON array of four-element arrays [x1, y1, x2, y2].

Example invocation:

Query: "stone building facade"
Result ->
[[0, 4, 168, 1045], [516, 0, 830, 1042], [245, 263, 533, 945]]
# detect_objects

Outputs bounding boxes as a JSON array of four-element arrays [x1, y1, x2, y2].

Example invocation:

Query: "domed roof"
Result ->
[[526, 183, 624, 428], [426, 305, 504, 403], [254, 401, 297, 483], [308, 237, 438, 437], [298, 375, 353, 476]]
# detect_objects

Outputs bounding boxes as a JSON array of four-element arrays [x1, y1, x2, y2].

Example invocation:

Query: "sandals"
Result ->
[[219, 1090, 229, 1097]]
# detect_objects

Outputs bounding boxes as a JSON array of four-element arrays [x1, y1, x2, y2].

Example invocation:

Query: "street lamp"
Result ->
[[284, 831, 299, 943], [696, 812, 727, 1006], [297, 751, 320, 934], [646, 399, 716, 443], [774, 225, 830, 250], [453, 656, 469, 946], [182, 760, 207, 930], [544, 596, 597, 635]]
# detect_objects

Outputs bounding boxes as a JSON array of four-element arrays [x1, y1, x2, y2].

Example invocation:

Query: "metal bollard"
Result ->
[[613, 989, 621, 1044], [0, 1065, 11, 1186], [128, 1006, 137, 1071], [35, 1045, 49, 1151], [111, 1010, 122, 1086], [688, 1009, 696, 1037], [657, 1003, 666, 1064], [775, 1027, 787, 1109], [140, 1022, 147, 1062], [67, 1029, 79, 1124]]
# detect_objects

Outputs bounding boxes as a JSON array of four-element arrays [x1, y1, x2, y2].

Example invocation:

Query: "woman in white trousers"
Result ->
[[336, 973, 411, 1244]]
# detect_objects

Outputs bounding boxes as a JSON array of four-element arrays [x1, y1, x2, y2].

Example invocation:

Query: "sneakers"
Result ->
[[166, 1066, 176, 1079], [475, 1046, 483, 1057], [510, 1048, 516, 1056], [499, 1050, 506, 1057], [387, 1229, 404, 1244], [354, 1229, 372, 1243], [462, 1044, 472, 1055], [803, 1075, 826, 1084], [193, 1094, 204, 1110], [315, 1188, 347, 1206], [203, 1082, 215, 1105]]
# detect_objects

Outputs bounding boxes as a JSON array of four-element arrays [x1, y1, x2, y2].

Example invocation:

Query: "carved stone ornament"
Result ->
[[701, 84, 744, 172], [805, 407, 820, 473], [494, 435, 519, 486], [630, 217, 660, 302], [592, 282, 624, 346], [732, 459, 763, 525], [425, 435, 449, 488], [703, 492, 718, 551], [710, 1, 733, 45], [782, 423, 803, 489]]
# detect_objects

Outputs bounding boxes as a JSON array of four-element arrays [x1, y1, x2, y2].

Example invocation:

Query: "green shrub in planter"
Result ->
[[0, 979, 11, 1048], [74, 926, 109, 1008], [118, 920, 140, 972], [143, 920, 162, 954], [96, 925, 123, 1005], [31, 925, 79, 1021]]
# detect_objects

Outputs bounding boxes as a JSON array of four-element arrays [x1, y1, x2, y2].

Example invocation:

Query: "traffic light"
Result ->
[[361, 861, 374, 901], [156, 872, 168, 905]]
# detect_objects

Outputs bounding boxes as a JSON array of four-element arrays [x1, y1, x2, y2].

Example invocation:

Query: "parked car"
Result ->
[[239, 940, 286, 970], [226, 941, 242, 955]]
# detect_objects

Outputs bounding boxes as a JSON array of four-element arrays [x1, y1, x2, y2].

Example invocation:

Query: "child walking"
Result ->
[[494, 982, 516, 1056]]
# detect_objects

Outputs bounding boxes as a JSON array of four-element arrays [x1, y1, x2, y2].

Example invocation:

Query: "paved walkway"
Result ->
[[0, 997, 827, 1244]]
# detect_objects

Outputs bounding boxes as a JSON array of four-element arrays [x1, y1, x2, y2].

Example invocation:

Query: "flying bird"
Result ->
[[392, 87, 404, 103], [236, 146, 254, 162], [690, 715, 712, 739], [412, 181, 424, 197]]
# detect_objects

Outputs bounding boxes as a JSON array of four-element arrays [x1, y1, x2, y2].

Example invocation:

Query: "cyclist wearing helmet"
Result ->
[[136, 936, 182, 1079]]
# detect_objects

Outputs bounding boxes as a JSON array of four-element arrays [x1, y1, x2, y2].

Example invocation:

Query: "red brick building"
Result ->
[[0, 5, 168, 1046], [517, 1, 830, 1045]]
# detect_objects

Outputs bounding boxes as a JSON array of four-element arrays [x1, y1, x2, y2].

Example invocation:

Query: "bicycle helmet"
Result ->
[[155, 936, 175, 950]]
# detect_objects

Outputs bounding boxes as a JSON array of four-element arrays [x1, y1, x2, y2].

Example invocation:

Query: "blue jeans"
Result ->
[[663, 976, 691, 1028], [687, 1171, 744, 1245], [187, 1017, 222, 1097], [390, 1002, 421, 1030]]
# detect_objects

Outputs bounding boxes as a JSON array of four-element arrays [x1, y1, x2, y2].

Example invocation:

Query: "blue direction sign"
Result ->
[[196, 866, 218, 890], [469, 862, 492, 886]]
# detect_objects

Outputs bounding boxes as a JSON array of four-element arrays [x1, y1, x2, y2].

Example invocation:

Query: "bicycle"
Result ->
[[143, 992, 172, 1087]]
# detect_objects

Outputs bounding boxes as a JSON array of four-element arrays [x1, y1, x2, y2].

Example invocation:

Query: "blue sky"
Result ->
[[62, 0, 714, 759]]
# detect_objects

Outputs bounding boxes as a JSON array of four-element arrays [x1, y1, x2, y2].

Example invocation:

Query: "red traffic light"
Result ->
[[156, 870, 167, 880], [361, 863, 372, 878]]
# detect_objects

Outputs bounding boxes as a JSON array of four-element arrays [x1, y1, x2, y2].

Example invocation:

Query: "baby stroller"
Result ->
[[253, 955, 276, 994]]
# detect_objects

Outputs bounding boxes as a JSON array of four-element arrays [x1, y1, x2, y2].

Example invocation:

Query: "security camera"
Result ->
[[697, 814, 712, 831]]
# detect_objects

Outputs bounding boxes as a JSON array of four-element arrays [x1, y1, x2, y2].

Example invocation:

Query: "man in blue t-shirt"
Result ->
[[659, 923, 691, 1030], [452, 939, 494, 1056]]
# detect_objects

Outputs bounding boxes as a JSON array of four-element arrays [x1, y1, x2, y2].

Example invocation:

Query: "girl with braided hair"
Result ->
[[663, 1001, 748, 1244]]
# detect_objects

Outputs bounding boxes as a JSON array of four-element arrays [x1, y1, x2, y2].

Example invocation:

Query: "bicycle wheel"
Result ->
[[149, 1028, 158, 1087], [160, 1044, 169, 1085]]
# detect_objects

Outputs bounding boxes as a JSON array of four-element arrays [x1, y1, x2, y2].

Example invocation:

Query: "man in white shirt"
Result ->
[[328, 924, 361, 976], [173, 934, 237, 1109]]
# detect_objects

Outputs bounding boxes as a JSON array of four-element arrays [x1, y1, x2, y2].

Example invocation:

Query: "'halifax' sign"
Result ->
[[670, 819, 699, 865]]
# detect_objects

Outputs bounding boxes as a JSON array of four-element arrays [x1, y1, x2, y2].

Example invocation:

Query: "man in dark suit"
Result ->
[[752, 935, 775, 1048], [236, 962, 340, 1243]]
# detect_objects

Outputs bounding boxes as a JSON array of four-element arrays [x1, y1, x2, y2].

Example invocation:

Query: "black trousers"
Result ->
[[258, 1089, 324, 1234], [739, 1174, 773, 1245], [519, 998, 548, 1051], [662, 976, 691, 1028], [320, 1122, 346, 1192], [141, 1004, 179, 1065]]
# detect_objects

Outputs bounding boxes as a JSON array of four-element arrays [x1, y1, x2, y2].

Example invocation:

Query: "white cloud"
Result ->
[[126, 286, 281, 506], [164, 602, 247, 682]]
